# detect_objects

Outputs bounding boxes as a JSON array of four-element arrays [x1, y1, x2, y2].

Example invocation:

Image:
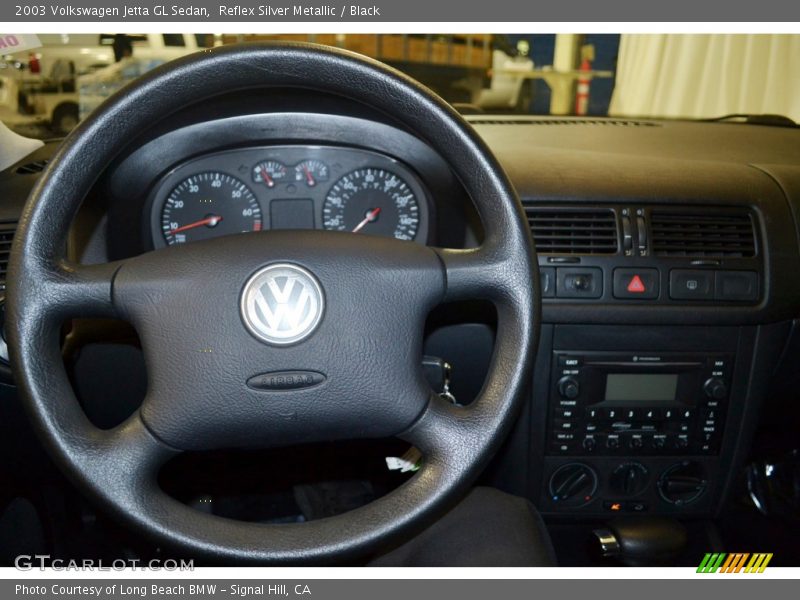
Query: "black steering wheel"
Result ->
[[6, 43, 539, 564]]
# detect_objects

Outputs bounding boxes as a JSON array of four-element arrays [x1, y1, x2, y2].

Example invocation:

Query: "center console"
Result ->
[[530, 322, 784, 520], [506, 195, 800, 523]]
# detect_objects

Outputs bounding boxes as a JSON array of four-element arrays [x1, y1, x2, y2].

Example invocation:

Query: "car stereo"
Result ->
[[547, 351, 732, 456]]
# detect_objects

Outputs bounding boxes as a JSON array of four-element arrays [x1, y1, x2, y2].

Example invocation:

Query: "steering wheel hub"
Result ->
[[240, 262, 326, 346]]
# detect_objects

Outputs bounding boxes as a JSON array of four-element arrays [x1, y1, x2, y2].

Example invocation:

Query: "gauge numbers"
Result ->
[[161, 172, 261, 245], [322, 168, 420, 241]]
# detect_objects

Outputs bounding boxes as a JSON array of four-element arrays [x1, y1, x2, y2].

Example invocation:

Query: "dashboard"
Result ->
[[2, 95, 800, 536]]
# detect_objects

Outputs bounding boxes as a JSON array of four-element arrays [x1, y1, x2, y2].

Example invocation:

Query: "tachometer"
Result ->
[[161, 172, 261, 245], [322, 168, 420, 241]]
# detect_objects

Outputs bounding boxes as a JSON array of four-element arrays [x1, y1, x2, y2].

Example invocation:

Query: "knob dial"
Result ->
[[610, 462, 650, 496], [658, 461, 707, 506], [548, 463, 598, 508], [557, 376, 580, 400], [703, 378, 727, 400]]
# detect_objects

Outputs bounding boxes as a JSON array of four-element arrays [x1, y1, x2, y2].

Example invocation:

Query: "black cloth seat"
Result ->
[[369, 487, 557, 567]]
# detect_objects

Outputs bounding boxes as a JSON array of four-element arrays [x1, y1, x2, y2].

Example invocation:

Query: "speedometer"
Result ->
[[161, 172, 261, 245], [322, 168, 420, 241]]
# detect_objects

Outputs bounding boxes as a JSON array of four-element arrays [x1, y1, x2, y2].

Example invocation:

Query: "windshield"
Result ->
[[2, 33, 798, 139]]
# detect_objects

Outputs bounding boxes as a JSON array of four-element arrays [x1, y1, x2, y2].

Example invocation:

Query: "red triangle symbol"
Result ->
[[627, 275, 646, 293]]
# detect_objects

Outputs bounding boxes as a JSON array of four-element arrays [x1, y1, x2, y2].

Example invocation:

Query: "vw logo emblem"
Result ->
[[240, 264, 325, 345]]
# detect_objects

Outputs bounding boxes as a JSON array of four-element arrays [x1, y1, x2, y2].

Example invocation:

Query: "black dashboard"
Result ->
[[2, 99, 800, 530]]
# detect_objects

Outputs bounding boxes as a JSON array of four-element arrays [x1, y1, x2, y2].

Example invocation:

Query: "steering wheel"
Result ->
[[6, 43, 538, 564]]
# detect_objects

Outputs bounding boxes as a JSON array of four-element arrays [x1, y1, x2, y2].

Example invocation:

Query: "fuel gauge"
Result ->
[[252, 160, 289, 189], [294, 160, 329, 187]]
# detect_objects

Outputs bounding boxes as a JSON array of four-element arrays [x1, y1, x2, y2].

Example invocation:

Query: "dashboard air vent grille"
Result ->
[[0, 223, 15, 284], [469, 119, 659, 127], [15, 159, 48, 175], [651, 212, 756, 257], [524, 207, 619, 255]]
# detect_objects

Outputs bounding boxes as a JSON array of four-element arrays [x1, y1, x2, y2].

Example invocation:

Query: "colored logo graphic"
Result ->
[[697, 553, 773, 573]]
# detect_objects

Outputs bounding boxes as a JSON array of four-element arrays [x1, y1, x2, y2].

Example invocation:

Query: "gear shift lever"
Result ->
[[592, 517, 688, 566]]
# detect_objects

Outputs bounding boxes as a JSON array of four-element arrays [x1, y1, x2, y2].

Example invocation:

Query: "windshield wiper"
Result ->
[[701, 114, 798, 128]]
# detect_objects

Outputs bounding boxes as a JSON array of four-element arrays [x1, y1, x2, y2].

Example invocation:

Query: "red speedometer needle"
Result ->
[[168, 215, 223, 236], [351, 207, 381, 233]]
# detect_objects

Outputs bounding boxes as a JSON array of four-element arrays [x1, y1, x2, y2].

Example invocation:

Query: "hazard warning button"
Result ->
[[613, 268, 659, 299]]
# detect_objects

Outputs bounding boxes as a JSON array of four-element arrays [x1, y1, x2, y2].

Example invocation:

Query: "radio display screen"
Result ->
[[604, 373, 679, 402]]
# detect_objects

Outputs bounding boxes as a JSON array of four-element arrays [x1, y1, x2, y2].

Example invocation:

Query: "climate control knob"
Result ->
[[548, 463, 598, 508], [610, 462, 650, 496], [658, 461, 707, 506], [557, 376, 580, 400], [703, 378, 727, 400]]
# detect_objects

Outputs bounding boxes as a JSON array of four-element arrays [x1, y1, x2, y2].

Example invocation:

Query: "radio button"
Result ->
[[624, 408, 638, 420], [550, 441, 575, 453], [700, 442, 720, 454], [557, 376, 580, 400], [643, 408, 662, 421], [558, 355, 582, 368], [680, 409, 693, 419], [703, 377, 728, 400], [586, 407, 600, 419], [652, 435, 667, 450], [604, 408, 619, 420], [556, 407, 577, 419], [582, 437, 597, 452], [606, 436, 621, 449], [663, 408, 677, 420], [674, 435, 689, 449], [628, 435, 644, 450]]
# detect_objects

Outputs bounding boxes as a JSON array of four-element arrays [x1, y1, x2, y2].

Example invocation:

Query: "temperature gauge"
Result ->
[[252, 161, 289, 188], [294, 160, 329, 187]]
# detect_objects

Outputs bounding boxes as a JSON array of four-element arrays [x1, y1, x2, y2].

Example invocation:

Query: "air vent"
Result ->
[[469, 118, 659, 127], [524, 206, 619, 255], [15, 159, 48, 175], [651, 211, 756, 257], [0, 223, 15, 284]]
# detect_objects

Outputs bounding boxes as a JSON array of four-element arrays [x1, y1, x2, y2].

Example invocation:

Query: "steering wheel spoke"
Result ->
[[35, 260, 123, 321], [436, 245, 537, 307]]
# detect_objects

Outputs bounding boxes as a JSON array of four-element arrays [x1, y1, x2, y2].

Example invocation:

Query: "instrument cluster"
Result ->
[[149, 145, 431, 248]]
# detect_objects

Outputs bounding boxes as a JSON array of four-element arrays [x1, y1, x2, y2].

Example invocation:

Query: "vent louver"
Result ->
[[651, 212, 756, 257], [0, 223, 15, 285], [15, 159, 48, 175], [524, 207, 619, 255], [469, 119, 659, 127]]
